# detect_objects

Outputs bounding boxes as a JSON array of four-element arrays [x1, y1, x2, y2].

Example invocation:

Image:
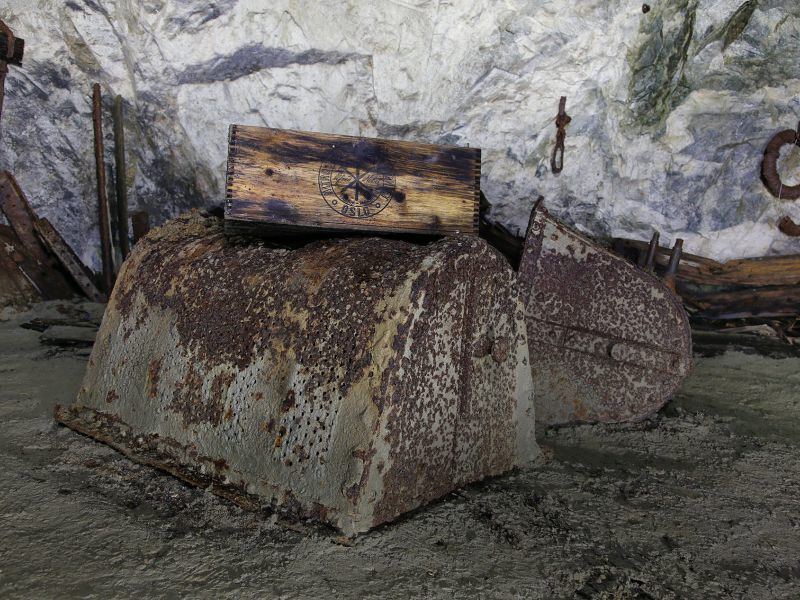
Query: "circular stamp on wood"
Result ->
[[318, 163, 396, 219]]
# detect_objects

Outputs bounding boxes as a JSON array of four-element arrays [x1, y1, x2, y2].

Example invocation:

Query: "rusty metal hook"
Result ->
[[762, 121, 800, 200], [550, 96, 571, 175]]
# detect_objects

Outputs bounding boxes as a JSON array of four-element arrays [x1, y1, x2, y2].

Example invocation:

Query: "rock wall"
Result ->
[[1, 0, 799, 270]]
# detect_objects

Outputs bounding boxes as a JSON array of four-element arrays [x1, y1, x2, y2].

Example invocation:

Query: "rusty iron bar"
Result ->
[[112, 95, 130, 259], [131, 210, 150, 244], [550, 96, 571, 175], [642, 231, 660, 270], [663, 238, 684, 292], [92, 83, 114, 294]]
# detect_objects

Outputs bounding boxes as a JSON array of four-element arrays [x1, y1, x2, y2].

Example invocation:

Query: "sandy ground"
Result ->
[[1, 301, 799, 599]]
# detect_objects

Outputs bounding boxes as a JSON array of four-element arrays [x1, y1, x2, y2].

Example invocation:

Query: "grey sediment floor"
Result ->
[[1, 301, 798, 599]]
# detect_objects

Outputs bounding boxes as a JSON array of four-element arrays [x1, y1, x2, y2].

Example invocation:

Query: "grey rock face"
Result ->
[[0, 0, 798, 269]]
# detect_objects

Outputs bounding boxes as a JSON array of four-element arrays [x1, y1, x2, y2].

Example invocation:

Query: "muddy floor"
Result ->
[[1, 301, 798, 599]]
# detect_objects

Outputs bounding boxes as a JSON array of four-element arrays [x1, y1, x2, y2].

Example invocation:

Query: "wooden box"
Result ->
[[225, 126, 481, 236]]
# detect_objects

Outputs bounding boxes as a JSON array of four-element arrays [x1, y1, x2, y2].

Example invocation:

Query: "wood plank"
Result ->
[[225, 125, 480, 236], [683, 285, 800, 320], [0, 224, 41, 306], [612, 238, 800, 287], [0, 171, 76, 299], [34, 218, 106, 303]]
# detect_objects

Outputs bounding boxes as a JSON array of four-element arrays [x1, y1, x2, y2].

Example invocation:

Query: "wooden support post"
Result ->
[[92, 83, 114, 294], [112, 95, 130, 260]]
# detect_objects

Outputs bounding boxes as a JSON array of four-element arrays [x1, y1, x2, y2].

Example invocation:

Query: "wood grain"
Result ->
[[225, 125, 480, 236]]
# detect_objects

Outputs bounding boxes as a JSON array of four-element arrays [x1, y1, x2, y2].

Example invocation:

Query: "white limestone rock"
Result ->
[[0, 0, 798, 270]]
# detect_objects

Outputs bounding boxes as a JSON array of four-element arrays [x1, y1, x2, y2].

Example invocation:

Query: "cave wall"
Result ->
[[1, 0, 799, 270]]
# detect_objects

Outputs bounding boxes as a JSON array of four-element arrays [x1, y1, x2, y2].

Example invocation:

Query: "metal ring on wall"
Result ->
[[762, 126, 800, 200]]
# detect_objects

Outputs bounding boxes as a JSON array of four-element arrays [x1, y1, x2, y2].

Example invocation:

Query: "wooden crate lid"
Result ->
[[225, 125, 480, 236]]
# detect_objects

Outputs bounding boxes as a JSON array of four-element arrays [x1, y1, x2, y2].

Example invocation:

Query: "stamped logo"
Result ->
[[318, 162, 396, 219]]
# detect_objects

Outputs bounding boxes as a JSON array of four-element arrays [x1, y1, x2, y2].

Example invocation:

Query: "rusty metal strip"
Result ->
[[112, 95, 130, 260], [527, 317, 685, 374], [34, 218, 106, 303]]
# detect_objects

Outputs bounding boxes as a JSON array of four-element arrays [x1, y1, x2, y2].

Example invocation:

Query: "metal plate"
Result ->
[[518, 203, 692, 424]]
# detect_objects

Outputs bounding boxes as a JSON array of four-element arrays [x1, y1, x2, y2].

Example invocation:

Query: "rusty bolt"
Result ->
[[491, 336, 510, 364]]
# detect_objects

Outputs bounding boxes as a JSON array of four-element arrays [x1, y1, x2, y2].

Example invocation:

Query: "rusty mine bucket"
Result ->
[[56, 212, 539, 535], [518, 202, 692, 425]]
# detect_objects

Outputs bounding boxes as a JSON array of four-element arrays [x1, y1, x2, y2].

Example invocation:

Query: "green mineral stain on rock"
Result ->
[[628, 0, 698, 128], [722, 0, 758, 50]]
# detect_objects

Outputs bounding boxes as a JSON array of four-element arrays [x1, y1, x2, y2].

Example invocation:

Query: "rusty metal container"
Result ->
[[518, 203, 692, 425], [56, 212, 538, 535]]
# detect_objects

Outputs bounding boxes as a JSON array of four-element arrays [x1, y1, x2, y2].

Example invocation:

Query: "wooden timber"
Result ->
[[0, 171, 76, 299], [225, 125, 481, 236], [34, 218, 106, 303], [611, 237, 800, 321], [0, 224, 40, 306]]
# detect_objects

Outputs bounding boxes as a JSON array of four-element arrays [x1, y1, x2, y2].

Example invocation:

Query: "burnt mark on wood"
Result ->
[[265, 198, 301, 223]]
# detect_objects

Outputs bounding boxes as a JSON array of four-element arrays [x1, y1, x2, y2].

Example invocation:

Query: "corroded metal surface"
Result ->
[[56, 211, 537, 535], [761, 124, 800, 200], [518, 203, 692, 425]]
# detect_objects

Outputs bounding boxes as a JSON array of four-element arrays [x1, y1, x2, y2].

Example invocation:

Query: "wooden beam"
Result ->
[[34, 218, 106, 303], [0, 171, 76, 299]]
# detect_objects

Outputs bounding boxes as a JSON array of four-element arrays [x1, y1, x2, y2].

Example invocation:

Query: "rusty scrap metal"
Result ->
[[550, 96, 571, 175], [0, 20, 23, 125], [55, 211, 539, 535], [642, 231, 660, 271], [778, 216, 800, 237], [112, 95, 131, 260], [762, 122, 800, 200], [92, 83, 115, 294], [34, 218, 106, 303], [518, 201, 692, 425], [662, 238, 684, 292]]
